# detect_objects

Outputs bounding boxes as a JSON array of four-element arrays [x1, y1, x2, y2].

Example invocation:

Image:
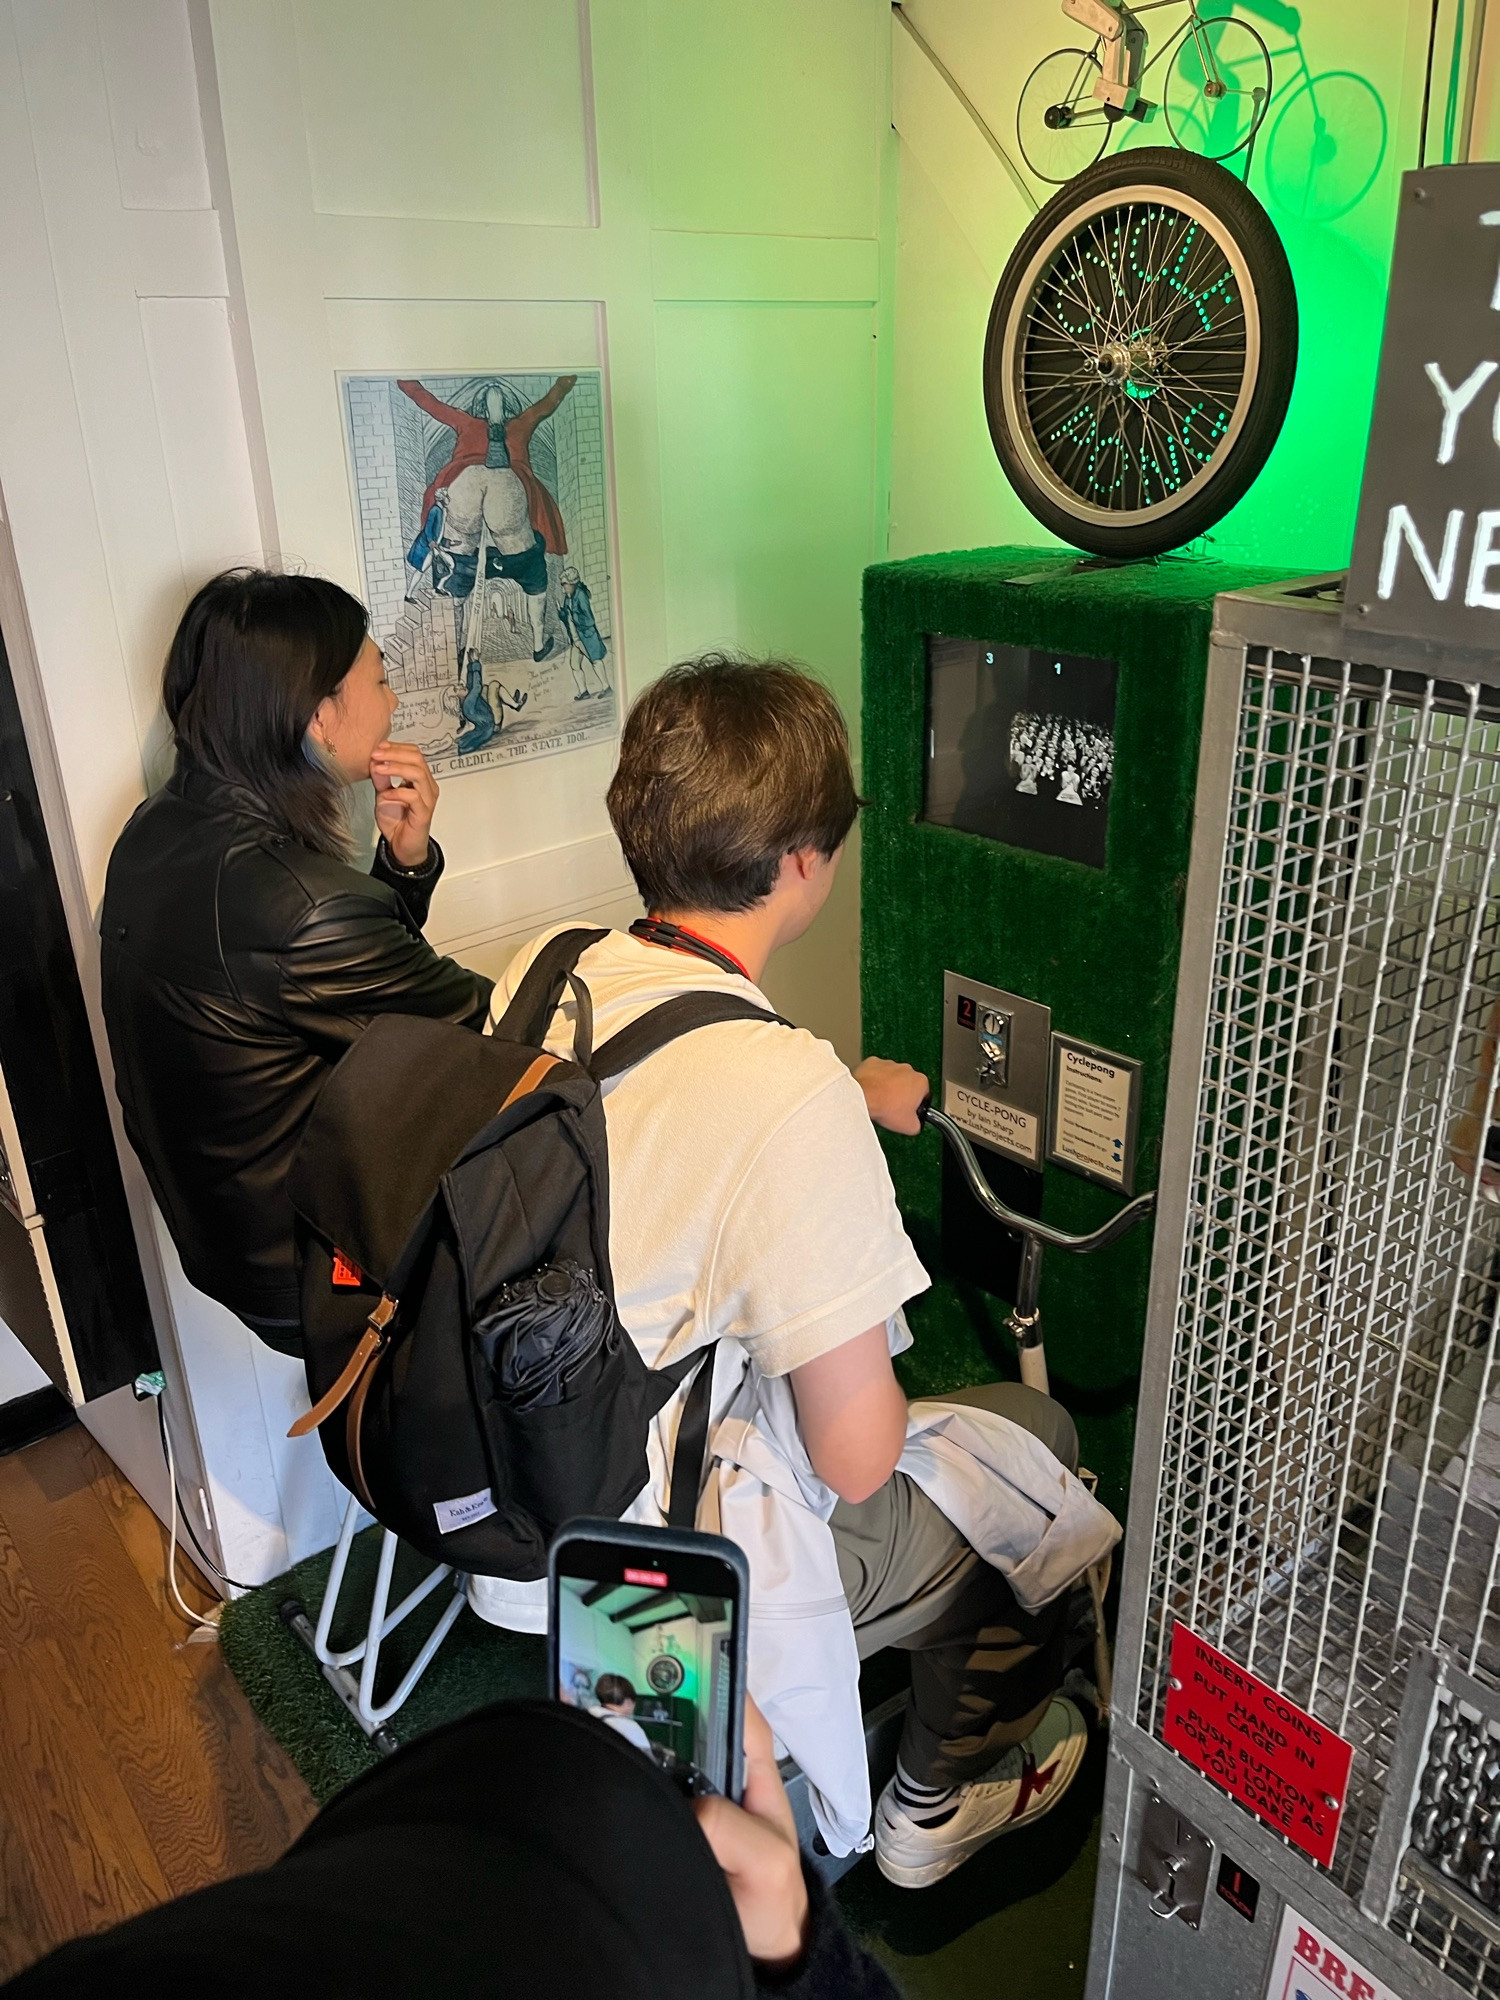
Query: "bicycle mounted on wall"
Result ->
[[1020, 0, 1272, 186], [978, 3, 1298, 562]]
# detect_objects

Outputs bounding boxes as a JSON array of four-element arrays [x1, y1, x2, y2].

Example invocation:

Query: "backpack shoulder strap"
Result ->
[[665, 1346, 716, 1529], [588, 992, 791, 1082], [492, 927, 608, 1051]]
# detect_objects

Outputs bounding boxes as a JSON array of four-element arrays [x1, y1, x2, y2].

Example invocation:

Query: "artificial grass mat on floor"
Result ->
[[219, 1523, 547, 1803], [222, 1526, 1105, 1992]]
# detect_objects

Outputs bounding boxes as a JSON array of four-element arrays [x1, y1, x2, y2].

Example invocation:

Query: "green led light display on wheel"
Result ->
[[984, 148, 1298, 560]]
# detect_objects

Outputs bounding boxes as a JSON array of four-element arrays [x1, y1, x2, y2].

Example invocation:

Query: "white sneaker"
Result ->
[[873, 1696, 1088, 1889]]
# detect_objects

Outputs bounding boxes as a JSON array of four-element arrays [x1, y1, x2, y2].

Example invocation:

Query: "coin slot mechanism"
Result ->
[[942, 974, 1051, 1170], [1137, 1792, 1212, 1931]]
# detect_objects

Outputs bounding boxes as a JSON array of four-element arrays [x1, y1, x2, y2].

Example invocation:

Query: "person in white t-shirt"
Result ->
[[589, 1675, 654, 1756], [471, 654, 1098, 1885]]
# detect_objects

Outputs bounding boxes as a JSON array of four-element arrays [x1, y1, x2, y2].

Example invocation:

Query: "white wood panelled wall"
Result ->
[[0, 0, 893, 1581]]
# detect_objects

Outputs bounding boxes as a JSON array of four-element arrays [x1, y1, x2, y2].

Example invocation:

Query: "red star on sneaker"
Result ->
[[1010, 1752, 1059, 1820]]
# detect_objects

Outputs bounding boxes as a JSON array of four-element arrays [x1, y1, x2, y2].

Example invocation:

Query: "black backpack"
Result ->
[[285, 927, 786, 1579]]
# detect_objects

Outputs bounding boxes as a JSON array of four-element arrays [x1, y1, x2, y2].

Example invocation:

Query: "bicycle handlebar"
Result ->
[[920, 1103, 1157, 1252]]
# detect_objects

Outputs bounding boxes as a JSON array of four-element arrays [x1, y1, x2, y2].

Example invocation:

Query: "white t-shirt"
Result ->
[[485, 926, 929, 1380], [592, 1707, 652, 1755]]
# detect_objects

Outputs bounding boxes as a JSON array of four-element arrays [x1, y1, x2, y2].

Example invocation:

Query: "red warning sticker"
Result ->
[[1161, 1622, 1353, 1869], [330, 1250, 364, 1289]]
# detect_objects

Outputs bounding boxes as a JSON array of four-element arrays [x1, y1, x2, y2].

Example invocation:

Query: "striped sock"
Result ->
[[891, 1762, 961, 1826]]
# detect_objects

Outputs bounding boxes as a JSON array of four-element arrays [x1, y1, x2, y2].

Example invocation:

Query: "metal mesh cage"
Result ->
[[1136, 639, 1500, 1964]]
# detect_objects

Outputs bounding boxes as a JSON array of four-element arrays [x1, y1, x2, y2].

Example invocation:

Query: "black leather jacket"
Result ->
[[100, 766, 492, 1325]]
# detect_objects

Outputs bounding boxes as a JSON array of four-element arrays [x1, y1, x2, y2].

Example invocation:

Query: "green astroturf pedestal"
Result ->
[[861, 547, 1293, 1518]]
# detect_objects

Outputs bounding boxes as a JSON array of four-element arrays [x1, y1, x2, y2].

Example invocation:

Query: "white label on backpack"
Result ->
[[432, 1487, 497, 1535]]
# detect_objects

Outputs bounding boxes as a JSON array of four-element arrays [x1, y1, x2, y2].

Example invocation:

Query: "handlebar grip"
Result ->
[[916, 1091, 933, 1127]]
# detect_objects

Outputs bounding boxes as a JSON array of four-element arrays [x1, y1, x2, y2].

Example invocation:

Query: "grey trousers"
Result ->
[[829, 1381, 1079, 1788]]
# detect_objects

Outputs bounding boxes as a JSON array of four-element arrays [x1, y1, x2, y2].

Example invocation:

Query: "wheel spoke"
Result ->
[[1172, 227, 1234, 311], [1134, 398, 1165, 499], [1108, 204, 1137, 345], [1140, 394, 1189, 498], [1135, 203, 1177, 324], [1096, 211, 1128, 348], [1052, 227, 1109, 326], [1139, 209, 1201, 328], [1164, 311, 1248, 357], [1028, 294, 1102, 357], [1152, 376, 1232, 473]]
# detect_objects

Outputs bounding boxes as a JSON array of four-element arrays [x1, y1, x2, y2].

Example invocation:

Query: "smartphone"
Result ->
[[548, 1517, 751, 1803]]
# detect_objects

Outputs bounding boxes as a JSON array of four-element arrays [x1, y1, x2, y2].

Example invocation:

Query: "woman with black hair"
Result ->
[[100, 568, 492, 1355]]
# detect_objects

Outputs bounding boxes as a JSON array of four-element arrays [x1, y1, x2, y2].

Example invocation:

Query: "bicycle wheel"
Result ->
[[983, 148, 1297, 559], [1017, 47, 1111, 184], [1164, 16, 1272, 162]]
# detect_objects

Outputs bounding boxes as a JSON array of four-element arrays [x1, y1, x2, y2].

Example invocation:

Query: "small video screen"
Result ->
[[922, 636, 1118, 870], [556, 1563, 736, 1796]]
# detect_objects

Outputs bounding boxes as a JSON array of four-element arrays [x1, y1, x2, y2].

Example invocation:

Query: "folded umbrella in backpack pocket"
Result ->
[[476, 1260, 617, 1409]]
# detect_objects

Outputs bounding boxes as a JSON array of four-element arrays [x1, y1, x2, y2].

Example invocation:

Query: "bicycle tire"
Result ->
[[983, 148, 1297, 560]]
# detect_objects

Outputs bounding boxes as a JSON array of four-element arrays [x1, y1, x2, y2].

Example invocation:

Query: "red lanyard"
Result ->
[[629, 915, 751, 981]]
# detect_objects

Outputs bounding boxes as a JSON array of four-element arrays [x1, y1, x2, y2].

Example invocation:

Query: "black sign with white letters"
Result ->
[[1346, 163, 1500, 653]]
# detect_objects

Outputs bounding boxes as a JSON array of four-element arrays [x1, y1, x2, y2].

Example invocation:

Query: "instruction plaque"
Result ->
[[1046, 1034, 1140, 1193], [1162, 1623, 1353, 1870]]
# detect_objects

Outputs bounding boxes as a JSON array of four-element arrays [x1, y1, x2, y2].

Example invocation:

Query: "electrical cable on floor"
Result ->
[[157, 1400, 221, 1635], [135, 1377, 257, 1632], [151, 1394, 255, 1591]]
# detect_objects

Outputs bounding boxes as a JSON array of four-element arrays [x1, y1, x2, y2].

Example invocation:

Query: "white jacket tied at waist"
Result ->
[[699, 1334, 1121, 1854], [470, 1318, 1121, 1856]]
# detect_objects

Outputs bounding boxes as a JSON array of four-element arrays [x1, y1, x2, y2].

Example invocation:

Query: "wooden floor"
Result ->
[[0, 1421, 315, 1980]]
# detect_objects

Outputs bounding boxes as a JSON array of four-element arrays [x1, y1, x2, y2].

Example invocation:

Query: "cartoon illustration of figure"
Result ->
[[398, 374, 578, 662], [454, 649, 528, 757], [557, 566, 611, 701]]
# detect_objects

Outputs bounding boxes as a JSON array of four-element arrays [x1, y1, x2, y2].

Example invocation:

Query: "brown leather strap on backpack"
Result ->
[[345, 1343, 383, 1513], [500, 1053, 560, 1110], [288, 1295, 397, 1437]]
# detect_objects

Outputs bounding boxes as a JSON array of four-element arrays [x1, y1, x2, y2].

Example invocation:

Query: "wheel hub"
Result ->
[[1092, 335, 1168, 391]]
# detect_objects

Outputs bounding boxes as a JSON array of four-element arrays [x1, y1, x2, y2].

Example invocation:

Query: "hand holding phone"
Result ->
[[548, 1518, 750, 1803], [693, 1696, 810, 1971]]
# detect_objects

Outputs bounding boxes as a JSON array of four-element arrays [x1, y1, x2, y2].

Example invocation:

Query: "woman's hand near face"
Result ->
[[371, 741, 439, 869]]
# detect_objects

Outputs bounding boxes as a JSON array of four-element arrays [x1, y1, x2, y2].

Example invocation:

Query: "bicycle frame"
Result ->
[[1051, 2, 1241, 128]]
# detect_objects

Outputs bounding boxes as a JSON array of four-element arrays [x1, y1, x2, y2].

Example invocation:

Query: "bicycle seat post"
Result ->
[[1007, 1232, 1050, 1395]]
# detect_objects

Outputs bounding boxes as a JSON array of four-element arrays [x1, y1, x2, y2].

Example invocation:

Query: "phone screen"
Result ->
[[552, 1533, 744, 1798]]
